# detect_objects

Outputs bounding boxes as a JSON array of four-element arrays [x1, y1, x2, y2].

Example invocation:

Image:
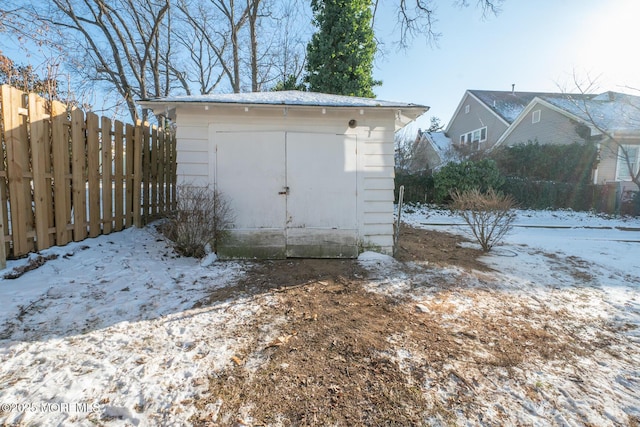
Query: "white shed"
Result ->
[[140, 91, 427, 259]]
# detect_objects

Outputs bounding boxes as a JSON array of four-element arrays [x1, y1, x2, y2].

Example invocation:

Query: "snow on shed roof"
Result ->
[[140, 90, 426, 109]]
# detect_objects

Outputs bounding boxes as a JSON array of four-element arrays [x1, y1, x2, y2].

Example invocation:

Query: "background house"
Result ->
[[444, 89, 640, 189], [141, 91, 427, 259], [406, 130, 455, 173]]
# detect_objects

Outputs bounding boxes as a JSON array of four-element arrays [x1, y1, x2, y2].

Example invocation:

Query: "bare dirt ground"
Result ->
[[189, 226, 639, 426]]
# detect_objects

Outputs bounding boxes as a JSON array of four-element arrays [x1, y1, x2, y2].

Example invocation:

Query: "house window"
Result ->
[[464, 105, 470, 114], [459, 126, 487, 145], [532, 109, 541, 124], [616, 144, 640, 181]]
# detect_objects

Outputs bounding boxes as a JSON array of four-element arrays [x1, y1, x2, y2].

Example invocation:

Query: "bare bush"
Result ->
[[162, 185, 234, 258], [450, 188, 517, 252]]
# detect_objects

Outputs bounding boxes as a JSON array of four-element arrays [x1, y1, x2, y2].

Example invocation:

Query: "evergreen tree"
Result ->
[[271, 74, 307, 92], [305, 0, 379, 98]]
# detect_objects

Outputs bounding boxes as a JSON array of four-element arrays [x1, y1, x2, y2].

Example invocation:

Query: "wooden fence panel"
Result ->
[[102, 117, 113, 234], [0, 85, 176, 265]]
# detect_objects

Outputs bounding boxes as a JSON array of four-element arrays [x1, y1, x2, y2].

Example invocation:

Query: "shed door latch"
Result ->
[[278, 186, 290, 195]]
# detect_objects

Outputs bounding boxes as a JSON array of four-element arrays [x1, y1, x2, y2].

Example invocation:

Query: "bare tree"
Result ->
[[9, 0, 172, 122], [566, 75, 640, 190], [373, 0, 503, 47], [177, 0, 285, 94]]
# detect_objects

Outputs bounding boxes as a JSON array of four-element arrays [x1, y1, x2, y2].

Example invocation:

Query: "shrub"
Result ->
[[162, 185, 234, 258], [433, 159, 504, 204], [450, 188, 517, 252], [490, 141, 597, 184]]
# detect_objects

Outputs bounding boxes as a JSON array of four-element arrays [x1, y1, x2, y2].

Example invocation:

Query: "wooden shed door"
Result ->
[[285, 132, 358, 258], [214, 131, 357, 258]]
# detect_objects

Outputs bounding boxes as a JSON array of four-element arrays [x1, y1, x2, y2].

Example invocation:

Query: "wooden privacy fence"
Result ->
[[0, 85, 177, 267]]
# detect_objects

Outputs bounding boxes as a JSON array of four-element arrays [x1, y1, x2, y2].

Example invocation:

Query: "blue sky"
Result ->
[[374, 0, 640, 130]]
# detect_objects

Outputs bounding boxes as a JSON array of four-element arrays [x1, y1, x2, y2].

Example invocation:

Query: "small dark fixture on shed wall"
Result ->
[[348, 119, 357, 128]]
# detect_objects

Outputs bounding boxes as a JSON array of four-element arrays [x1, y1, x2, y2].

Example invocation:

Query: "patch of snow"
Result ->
[[357, 251, 394, 262]]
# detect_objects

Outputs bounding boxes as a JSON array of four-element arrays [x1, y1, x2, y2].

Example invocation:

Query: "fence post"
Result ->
[[170, 130, 177, 211], [394, 185, 405, 256]]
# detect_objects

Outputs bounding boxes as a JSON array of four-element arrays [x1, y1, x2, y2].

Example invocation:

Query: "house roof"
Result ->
[[468, 90, 591, 124], [422, 131, 453, 159], [540, 92, 640, 135]]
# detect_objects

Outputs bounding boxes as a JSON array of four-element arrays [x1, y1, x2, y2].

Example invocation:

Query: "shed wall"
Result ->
[[174, 105, 396, 257]]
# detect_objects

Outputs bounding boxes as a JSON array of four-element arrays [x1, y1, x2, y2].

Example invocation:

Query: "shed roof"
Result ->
[[141, 90, 425, 109], [139, 90, 428, 130]]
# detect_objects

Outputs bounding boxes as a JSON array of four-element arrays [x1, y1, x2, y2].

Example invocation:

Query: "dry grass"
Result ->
[[187, 227, 618, 426]]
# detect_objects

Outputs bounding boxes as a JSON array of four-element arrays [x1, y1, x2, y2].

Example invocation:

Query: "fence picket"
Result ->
[[142, 124, 151, 223], [150, 125, 158, 217], [114, 121, 124, 232], [125, 124, 134, 228], [158, 126, 166, 213], [87, 113, 101, 237], [71, 108, 87, 242], [133, 123, 143, 228], [28, 93, 51, 250], [102, 117, 113, 234], [51, 100, 72, 245]]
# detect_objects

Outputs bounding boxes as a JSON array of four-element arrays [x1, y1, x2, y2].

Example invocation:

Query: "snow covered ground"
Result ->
[[0, 208, 639, 426]]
